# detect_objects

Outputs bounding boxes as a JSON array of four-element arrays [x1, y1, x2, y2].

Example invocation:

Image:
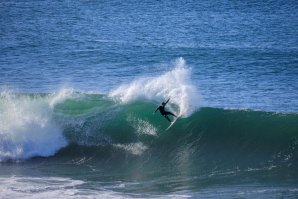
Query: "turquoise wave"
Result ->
[[54, 94, 298, 172], [1, 92, 297, 176]]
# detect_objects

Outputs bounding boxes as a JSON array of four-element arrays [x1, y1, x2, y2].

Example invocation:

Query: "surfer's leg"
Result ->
[[165, 111, 176, 117], [164, 115, 172, 123]]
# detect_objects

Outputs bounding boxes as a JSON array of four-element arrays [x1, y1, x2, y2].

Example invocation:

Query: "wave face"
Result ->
[[59, 98, 298, 168], [1, 90, 297, 175]]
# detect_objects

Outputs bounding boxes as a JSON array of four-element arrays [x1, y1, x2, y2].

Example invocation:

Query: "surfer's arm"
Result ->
[[165, 98, 170, 105], [154, 107, 159, 114]]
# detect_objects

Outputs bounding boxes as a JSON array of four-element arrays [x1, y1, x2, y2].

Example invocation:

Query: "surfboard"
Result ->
[[166, 116, 179, 130]]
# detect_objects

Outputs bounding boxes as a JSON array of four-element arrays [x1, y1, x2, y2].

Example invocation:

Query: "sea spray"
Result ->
[[127, 115, 157, 137], [0, 89, 74, 161], [109, 58, 200, 117], [49, 88, 77, 108]]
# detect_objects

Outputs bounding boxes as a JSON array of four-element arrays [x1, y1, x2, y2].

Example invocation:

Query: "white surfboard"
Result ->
[[166, 116, 179, 130]]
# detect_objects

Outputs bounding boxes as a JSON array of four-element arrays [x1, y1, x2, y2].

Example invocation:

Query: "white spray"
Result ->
[[0, 88, 74, 161], [109, 57, 200, 117]]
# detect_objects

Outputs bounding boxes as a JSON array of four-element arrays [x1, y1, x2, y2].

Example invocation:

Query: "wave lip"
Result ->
[[109, 57, 201, 117]]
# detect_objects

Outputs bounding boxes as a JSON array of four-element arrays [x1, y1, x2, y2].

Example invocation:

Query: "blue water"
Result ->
[[2, 0, 298, 111], [1, 0, 298, 198]]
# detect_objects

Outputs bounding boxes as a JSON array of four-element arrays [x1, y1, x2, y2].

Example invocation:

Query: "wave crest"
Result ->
[[109, 57, 200, 117], [0, 89, 72, 161]]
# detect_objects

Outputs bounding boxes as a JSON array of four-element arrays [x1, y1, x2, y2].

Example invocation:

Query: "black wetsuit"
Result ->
[[155, 99, 176, 123]]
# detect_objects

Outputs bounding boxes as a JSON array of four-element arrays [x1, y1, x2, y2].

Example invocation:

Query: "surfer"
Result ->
[[154, 98, 177, 123]]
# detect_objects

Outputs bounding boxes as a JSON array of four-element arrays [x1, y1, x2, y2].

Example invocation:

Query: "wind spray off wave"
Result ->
[[109, 58, 200, 117]]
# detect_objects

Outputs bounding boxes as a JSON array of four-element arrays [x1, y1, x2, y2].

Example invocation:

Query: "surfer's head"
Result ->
[[162, 102, 166, 106]]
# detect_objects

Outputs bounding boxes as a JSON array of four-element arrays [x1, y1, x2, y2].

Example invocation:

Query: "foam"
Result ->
[[114, 142, 148, 155], [109, 58, 200, 117], [49, 87, 76, 108], [0, 176, 191, 199], [0, 176, 84, 199], [0, 88, 74, 161], [127, 115, 157, 136]]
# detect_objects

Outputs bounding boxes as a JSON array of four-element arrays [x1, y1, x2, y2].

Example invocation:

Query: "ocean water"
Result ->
[[1, 0, 298, 198]]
